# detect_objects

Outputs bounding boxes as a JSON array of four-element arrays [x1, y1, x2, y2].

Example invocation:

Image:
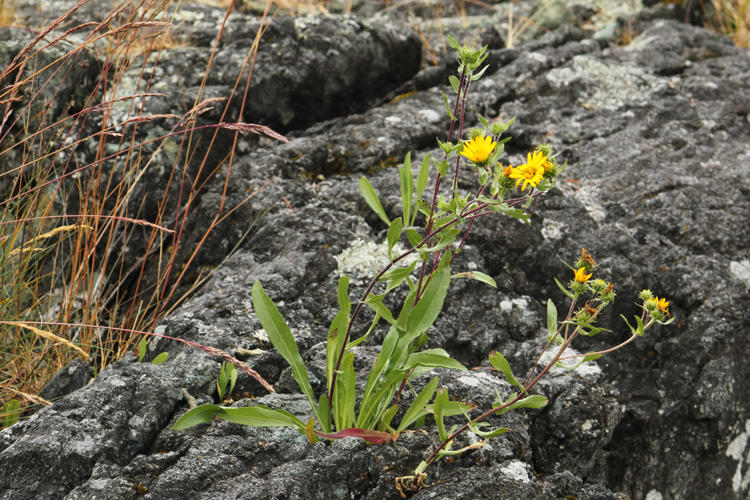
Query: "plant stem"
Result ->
[[423, 329, 580, 467]]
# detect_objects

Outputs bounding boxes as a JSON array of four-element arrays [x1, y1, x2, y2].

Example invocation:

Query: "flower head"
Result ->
[[656, 297, 671, 317], [508, 163, 544, 191], [574, 267, 592, 283], [461, 135, 497, 164], [525, 150, 553, 174]]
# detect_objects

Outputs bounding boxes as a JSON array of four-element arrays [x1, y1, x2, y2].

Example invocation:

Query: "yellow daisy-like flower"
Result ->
[[461, 135, 497, 164], [526, 150, 553, 173], [574, 267, 592, 283], [508, 163, 544, 191], [656, 297, 671, 317]]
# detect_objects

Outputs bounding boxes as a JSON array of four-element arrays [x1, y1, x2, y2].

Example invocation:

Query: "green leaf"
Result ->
[[489, 351, 525, 393], [635, 315, 645, 336], [326, 308, 349, 394], [152, 352, 168, 365], [405, 349, 467, 371], [356, 327, 399, 428], [433, 388, 451, 442], [220, 405, 306, 431], [318, 394, 331, 433], [463, 408, 509, 438], [378, 404, 400, 432], [387, 217, 403, 260], [173, 404, 223, 430], [470, 64, 490, 81], [252, 281, 319, 423], [398, 377, 438, 432], [413, 154, 431, 225], [217, 362, 237, 400], [497, 394, 548, 415], [441, 91, 456, 121], [554, 277, 576, 300], [399, 153, 413, 226], [349, 308, 385, 348], [451, 271, 496, 288], [358, 368, 409, 429], [358, 176, 390, 226], [365, 297, 398, 328], [333, 352, 356, 431], [423, 227, 460, 253], [446, 35, 460, 50], [424, 399, 473, 418], [137, 337, 147, 362], [406, 266, 451, 336], [173, 404, 307, 432], [547, 299, 558, 340], [448, 75, 460, 93], [405, 228, 423, 249]]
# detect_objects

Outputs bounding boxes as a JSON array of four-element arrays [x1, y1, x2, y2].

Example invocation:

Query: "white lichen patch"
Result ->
[[540, 347, 602, 378], [558, 179, 607, 222], [499, 296, 531, 314], [547, 55, 660, 111], [252, 329, 270, 343], [334, 238, 418, 279], [500, 460, 530, 483], [417, 109, 441, 124], [457, 370, 498, 389], [541, 219, 566, 240], [726, 419, 750, 493], [729, 260, 750, 291], [645, 490, 663, 500]]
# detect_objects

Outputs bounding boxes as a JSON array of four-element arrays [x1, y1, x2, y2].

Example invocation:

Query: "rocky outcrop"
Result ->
[[1, 1, 749, 499]]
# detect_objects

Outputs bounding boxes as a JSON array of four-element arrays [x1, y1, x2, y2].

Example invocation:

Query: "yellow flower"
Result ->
[[526, 150, 553, 173], [461, 135, 497, 164], [508, 163, 544, 191], [656, 297, 671, 317], [574, 267, 592, 283], [501, 165, 514, 177]]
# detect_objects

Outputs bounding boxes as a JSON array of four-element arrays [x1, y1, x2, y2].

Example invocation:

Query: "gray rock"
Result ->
[[38, 358, 94, 402]]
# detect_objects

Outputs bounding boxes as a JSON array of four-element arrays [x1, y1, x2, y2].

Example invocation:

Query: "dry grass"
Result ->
[[705, 0, 750, 47], [0, 0, 279, 423]]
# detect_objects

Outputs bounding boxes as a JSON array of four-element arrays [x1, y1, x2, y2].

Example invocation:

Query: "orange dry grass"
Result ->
[[0, 1, 17, 27], [707, 0, 750, 47], [0, 0, 277, 421]]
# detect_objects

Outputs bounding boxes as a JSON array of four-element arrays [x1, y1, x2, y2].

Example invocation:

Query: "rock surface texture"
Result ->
[[1, 1, 749, 499]]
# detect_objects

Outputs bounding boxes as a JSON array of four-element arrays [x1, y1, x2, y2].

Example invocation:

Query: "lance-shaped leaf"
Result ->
[[547, 299, 558, 340], [333, 352, 356, 431], [358, 176, 390, 226], [452, 271, 496, 288], [496, 394, 548, 416], [405, 349, 467, 372], [387, 217, 403, 260], [406, 266, 451, 336], [399, 153, 413, 226], [554, 277, 576, 299], [326, 276, 351, 393], [397, 377, 438, 432], [252, 281, 320, 423], [173, 404, 305, 432], [489, 351, 525, 393], [413, 154, 431, 226]]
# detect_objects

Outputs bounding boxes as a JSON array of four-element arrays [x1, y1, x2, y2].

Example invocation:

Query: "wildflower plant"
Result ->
[[174, 37, 672, 488]]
